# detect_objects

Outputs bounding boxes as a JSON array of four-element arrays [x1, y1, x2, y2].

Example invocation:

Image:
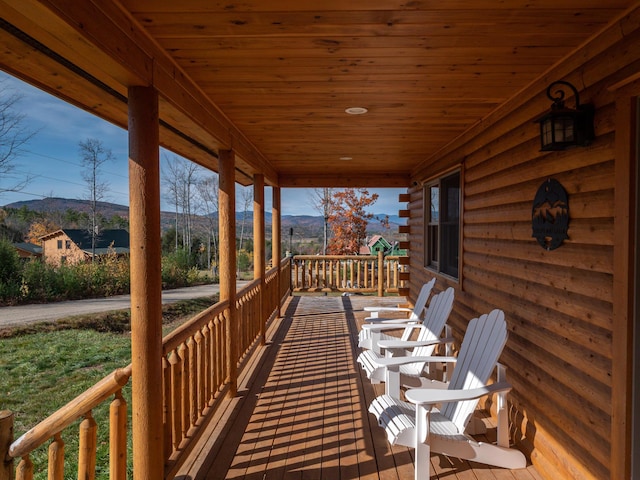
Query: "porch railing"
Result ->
[[1, 257, 292, 480], [291, 251, 407, 295]]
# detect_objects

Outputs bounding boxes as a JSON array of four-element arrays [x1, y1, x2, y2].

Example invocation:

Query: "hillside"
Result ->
[[2, 198, 405, 241]]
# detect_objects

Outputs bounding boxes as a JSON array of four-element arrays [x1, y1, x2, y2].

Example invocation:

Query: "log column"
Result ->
[[128, 86, 163, 479], [219, 150, 237, 397], [253, 174, 266, 343], [0, 410, 13, 480], [272, 186, 282, 316]]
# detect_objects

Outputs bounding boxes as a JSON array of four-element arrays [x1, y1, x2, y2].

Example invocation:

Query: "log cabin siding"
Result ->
[[407, 10, 640, 480]]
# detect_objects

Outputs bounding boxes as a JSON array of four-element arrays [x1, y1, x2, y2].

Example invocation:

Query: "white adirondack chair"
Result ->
[[363, 278, 435, 320], [368, 310, 527, 480], [358, 279, 436, 352], [357, 287, 455, 396]]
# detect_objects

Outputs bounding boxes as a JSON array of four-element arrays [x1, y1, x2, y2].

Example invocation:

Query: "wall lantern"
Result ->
[[535, 80, 595, 151]]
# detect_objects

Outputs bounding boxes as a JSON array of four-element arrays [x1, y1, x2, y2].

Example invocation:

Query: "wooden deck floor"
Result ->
[[176, 295, 543, 480]]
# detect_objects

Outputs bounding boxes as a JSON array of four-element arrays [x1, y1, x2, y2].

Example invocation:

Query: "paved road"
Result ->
[[0, 283, 239, 329]]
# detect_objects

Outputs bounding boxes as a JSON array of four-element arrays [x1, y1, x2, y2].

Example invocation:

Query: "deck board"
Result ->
[[182, 295, 540, 480]]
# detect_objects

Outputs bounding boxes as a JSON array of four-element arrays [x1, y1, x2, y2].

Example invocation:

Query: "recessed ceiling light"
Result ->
[[345, 107, 368, 115], [340, 156, 353, 161]]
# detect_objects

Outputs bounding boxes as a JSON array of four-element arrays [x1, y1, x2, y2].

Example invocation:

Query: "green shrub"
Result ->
[[162, 249, 191, 287], [0, 237, 22, 288], [20, 259, 58, 301], [5, 245, 206, 304]]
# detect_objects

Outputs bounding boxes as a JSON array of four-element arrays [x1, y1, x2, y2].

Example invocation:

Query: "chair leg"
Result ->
[[385, 365, 401, 398], [415, 404, 432, 480], [497, 363, 509, 448]]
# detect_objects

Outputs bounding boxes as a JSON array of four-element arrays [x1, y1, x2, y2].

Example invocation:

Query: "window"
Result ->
[[424, 171, 460, 279], [65, 240, 71, 249], [57, 240, 63, 249]]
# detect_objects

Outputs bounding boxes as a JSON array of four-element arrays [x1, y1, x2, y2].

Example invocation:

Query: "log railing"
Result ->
[[7, 366, 132, 480], [2, 258, 291, 480], [291, 252, 407, 295]]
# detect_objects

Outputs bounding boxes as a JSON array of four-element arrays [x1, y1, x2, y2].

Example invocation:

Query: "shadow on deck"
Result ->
[[174, 295, 542, 480]]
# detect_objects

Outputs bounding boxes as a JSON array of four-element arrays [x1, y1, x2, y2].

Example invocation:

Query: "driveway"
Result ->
[[0, 283, 242, 329]]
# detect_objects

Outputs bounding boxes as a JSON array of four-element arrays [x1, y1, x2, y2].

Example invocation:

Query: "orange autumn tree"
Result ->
[[26, 219, 60, 245], [327, 188, 378, 255]]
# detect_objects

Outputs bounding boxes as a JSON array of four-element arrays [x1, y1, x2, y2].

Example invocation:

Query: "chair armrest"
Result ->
[[377, 336, 454, 350], [364, 316, 419, 324], [364, 306, 412, 313], [361, 323, 421, 332], [372, 355, 458, 368], [405, 381, 512, 405]]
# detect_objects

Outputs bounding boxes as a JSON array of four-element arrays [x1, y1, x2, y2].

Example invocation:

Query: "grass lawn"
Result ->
[[0, 295, 217, 479]]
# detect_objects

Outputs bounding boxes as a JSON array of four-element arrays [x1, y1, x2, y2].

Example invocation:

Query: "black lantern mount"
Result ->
[[535, 80, 595, 152]]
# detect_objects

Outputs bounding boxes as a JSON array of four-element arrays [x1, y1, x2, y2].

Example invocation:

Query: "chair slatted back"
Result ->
[[441, 309, 507, 432], [412, 287, 455, 355], [397, 278, 436, 341]]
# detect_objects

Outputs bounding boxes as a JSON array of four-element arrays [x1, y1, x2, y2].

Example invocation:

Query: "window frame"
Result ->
[[423, 169, 462, 281]]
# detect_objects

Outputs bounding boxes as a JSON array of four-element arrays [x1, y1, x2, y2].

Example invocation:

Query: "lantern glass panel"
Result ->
[[555, 115, 575, 142]]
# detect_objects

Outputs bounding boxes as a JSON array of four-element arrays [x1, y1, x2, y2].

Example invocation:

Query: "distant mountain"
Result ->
[[4, 198, 130, 218], [2, 198, 404, 239]]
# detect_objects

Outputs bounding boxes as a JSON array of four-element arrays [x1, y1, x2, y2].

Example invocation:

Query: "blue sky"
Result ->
[[0, 71, 405, 216]]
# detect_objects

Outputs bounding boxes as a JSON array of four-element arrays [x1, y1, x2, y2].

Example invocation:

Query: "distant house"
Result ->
[[359, 235, 406, 256], [13, 242, 42, 260], [40, 229, 130, 265]]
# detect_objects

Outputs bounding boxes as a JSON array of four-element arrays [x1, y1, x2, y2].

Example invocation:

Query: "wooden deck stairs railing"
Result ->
[[0, 258, 292, 480], [291, 251, 409, 295]]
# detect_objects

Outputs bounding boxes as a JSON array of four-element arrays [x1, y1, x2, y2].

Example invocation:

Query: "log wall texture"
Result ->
[[407, 8, 640, 480]]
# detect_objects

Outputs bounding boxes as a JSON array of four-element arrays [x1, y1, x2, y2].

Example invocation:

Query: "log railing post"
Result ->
[[48, 433, 64, 480], [15, 455, 31, 480], [378, 250, 384, 296], [77, 412, 97, 480], [0, 410, 13, 480], [110, 391, 127, 480]]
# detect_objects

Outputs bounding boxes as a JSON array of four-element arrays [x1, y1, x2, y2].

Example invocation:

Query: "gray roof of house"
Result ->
[[63, 229, 130, 254], [13, 242, 43, 255]]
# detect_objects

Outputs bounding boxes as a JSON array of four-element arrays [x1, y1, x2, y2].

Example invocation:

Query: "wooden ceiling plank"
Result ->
[[1, 0, 148, 87], [161, 35, 588, 52], [3, 0, 278, 184], [123, 0, 632, 13], [135, 10, 619, 37], [277, 172, 411, 188]]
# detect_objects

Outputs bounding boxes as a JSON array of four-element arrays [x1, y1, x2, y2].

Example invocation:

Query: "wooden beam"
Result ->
[[610, 81, 639, 480], [0, 410, 14, 479], [253, 174, 266, 345], [219, 149, 237, 397], [278, 173, 410, 188], [1, 0, 277, 184], [127, 85, 163, 479], [272, 186, 282, 318]]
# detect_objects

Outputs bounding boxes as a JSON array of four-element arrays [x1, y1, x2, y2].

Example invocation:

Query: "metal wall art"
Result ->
[[531, 178, 569, 251]]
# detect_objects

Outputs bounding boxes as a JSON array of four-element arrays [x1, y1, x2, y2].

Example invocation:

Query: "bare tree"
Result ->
[[0, 79, 37, 196], [238, 185, 252, 251], [196, 174, 219, 271], [309, 188, 334, 254], [79, 138, 114, 260], [161, 155, 200, 252], [162, 155, 181, 251]]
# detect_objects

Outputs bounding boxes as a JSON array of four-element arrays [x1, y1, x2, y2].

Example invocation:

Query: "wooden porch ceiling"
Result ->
[[0, 1, 636, 187]]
